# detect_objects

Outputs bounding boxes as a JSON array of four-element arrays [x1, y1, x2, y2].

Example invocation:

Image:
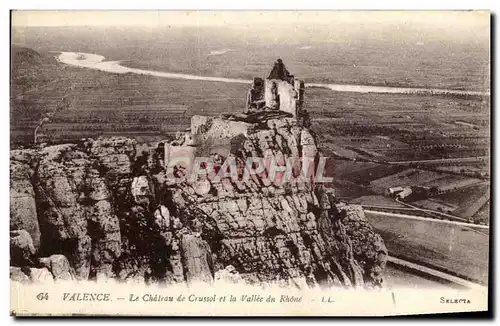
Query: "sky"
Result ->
[[11, 10, 490, 30]]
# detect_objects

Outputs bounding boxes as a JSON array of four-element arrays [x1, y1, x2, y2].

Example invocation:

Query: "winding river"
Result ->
[[57, 52, 489, 97]]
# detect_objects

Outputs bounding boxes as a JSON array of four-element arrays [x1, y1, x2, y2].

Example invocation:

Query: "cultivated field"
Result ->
[[369, 169, 445, 193], [349, 195, 407, 208], [11, 46, 248, 145], [366, 211, 489, 285], [383, 265, 459, 290]]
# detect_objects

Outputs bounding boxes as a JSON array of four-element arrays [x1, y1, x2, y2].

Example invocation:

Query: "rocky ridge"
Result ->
[[10, 113, 387, 288]]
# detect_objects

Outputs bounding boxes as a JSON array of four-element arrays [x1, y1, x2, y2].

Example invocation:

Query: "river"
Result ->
[[57, 52, 489, 97]]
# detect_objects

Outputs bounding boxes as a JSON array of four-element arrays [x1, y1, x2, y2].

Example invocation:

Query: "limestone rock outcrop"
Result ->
[[10, 227, 76, 283], [9, 113, 387, 288], [39, 255, 74, 281], [10, 230, 36, 267], [10, 150, 40, 250]]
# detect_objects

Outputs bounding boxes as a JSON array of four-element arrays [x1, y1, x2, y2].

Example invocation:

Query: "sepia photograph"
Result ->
[[9, 10, 491, 316]]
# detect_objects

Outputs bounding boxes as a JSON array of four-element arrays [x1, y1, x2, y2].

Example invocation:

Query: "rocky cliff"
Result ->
[[10, 112, 387, 288]]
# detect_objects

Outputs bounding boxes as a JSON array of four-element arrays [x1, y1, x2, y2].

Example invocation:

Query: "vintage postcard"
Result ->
[[9, 10, 490, 316]]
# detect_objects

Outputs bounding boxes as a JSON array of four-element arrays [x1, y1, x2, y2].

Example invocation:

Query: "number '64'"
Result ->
[[36, 292, 49, 301]]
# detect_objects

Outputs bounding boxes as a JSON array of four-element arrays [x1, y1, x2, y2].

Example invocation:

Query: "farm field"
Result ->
[[435, 185, 491, 222], [420, 175, 483, 191], [347, 173, 489, 224], [366, 211, 489, 285], [411, 198, 459, 213], [455, 190, 490, 218], [472, 201, 490, 225], [369, 169, 445, 193], [308, 86, 490, 168], [432, 164, 489, 178], [349, 195, 406, 208], [436, 184, 490, 207], [383, 265, 458, 290], [10, 46, 248, 145]]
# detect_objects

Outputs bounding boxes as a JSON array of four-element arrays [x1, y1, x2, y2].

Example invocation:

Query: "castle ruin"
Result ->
[[246, 59, 305, 118], [163, 59, 311, 177]]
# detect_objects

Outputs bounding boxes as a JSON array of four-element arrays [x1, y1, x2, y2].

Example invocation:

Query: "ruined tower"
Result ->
[[246, 59, 305, 118]]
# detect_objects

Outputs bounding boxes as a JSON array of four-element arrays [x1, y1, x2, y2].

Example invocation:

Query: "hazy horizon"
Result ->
[[10, 10, 490, 92], [12, 10, 489, 30]]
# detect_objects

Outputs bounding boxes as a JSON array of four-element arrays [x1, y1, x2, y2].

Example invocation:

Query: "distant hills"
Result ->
[[10, 45, 69, 145], [11, 45, 55, 70]]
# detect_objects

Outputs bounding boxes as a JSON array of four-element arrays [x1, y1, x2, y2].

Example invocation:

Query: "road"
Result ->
[[387, 156, 489, 165], [394, 198, 469, 222], [364, 210, 489, 230], [361, 201, 469, 222], [386, 256, 486, 290]]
